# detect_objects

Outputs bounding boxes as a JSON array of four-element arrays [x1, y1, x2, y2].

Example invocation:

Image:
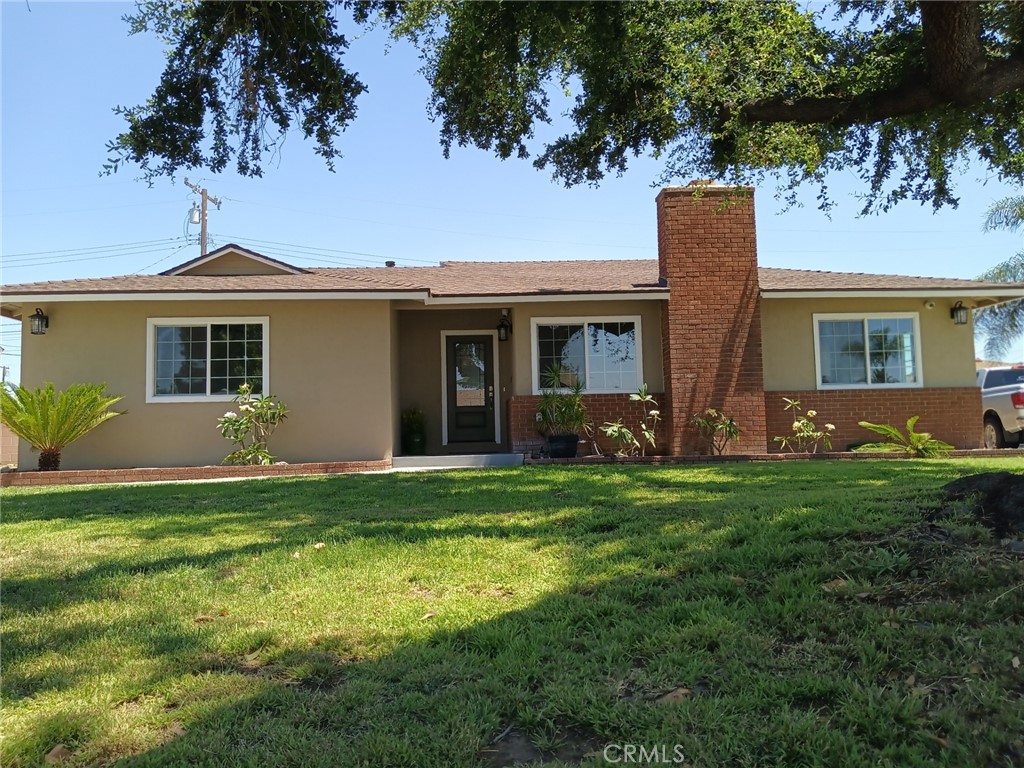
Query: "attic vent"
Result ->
[[385, 261, 396, 268]]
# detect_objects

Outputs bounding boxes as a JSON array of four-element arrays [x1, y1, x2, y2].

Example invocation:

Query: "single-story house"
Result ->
[[3, 183, 1023, 470]]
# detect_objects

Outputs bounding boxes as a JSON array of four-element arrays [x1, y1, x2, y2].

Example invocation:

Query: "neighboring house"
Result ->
[[3, 183, 1023, 470], [0, 423, 18, 467]]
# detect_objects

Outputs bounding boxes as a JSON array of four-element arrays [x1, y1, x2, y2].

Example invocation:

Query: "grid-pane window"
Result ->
[[818, 320, 866, 385], [586, 321, 637, 391], [867, 318, 916, 384], [537, 324, 585, 387], [150, 318, 267, 399], [817, 315, 919, 388], [154, 326, 207, 395], [210, 323, 264, 395], [534, 318, 642, 392]]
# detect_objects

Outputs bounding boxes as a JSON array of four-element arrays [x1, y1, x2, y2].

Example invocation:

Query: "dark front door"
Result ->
[[446, 335, 495, 443]]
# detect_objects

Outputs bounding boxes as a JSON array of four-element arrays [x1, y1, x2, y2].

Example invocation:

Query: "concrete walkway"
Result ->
[[390, 454, 525, 471]]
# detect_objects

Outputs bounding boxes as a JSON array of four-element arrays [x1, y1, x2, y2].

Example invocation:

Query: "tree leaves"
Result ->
[[108, 1, 1024, 211]]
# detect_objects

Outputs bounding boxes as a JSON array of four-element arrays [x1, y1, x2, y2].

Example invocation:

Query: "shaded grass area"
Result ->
[[1, 459, 1023, 767]]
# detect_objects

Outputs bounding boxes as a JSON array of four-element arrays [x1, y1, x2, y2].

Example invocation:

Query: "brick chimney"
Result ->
[[657, 183, 767, 453]]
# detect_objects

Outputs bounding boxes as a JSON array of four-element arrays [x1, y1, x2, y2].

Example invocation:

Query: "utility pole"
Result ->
[[184, 178, 221, 256]]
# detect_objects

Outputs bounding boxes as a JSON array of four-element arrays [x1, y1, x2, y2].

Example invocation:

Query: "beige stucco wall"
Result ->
[[761, 297, 977, 391], [179, 251, 293, 276], [18, 299, 395, 470], [509, 300, 665, 395]]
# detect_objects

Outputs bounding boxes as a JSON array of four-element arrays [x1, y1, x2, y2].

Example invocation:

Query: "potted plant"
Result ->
[[401, 407, 427, 455], [536, 364, 591, 458]]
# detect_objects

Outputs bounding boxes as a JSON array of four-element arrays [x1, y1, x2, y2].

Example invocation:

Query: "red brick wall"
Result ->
[[658, 184, 767, 454], [764, 388, 983, 451], [509, 394, 669, 455]]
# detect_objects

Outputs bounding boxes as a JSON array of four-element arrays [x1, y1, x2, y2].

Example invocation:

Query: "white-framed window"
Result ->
[[146, 316, 270, 403], [531, 316, 643, 394], [813, 313, 922, 389]]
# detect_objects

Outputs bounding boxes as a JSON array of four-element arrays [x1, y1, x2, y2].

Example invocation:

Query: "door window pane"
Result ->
[[454, 342, 486, 407]]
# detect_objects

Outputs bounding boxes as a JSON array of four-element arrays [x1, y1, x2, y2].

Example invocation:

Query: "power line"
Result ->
[[135, 242, 194, 274], [221, 193, 641, 228], [4, 200, 181, 218], [4, 237, 187, 260], [214, 233, 431, 265], [2, 244, 191, 271], [223, 200, 652, 251]]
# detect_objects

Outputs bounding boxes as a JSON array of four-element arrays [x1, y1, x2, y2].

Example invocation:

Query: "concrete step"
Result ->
[[392, 453, 525, 470]]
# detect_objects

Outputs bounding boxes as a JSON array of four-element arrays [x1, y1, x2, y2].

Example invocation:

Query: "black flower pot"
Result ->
[[547, 434, 579, 459]]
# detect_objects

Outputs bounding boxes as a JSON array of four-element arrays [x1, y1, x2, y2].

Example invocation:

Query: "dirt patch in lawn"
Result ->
[[483, 724, 603, 767], [938, 472, 1024, 540]]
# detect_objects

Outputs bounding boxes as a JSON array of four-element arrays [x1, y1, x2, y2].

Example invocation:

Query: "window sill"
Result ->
[[816, 382, 924, 391], [145, 394, 241, 404]]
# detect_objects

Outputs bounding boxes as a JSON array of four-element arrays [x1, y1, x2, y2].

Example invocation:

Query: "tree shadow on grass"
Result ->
[[1, 461, 969, 620], [2, 462, 1021, 766]]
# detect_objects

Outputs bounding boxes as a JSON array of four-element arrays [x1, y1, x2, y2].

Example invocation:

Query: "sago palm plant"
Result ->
[[0, 383, 123, 471]]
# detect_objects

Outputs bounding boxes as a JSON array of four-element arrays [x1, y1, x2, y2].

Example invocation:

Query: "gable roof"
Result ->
[[2, 257, 1022, 310], [162, 244, 310, 276]]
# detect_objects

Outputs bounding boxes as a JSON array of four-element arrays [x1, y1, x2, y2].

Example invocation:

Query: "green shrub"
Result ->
[[0, 382, 123, 471], [217, 383, 289, 465], [690, 408, 740, 455], [853, 416, 954, 457]]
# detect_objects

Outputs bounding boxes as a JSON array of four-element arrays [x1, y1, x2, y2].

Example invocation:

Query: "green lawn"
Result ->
[[2, 460, 1023, 767]]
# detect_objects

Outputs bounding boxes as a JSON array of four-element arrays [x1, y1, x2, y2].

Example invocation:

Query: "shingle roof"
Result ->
[[757, 267, 1019, 292], [2, 259, 1021, 298]]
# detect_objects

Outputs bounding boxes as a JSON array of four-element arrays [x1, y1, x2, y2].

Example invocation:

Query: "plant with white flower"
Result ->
[[216, 383, 289, 465], [773, 398, 833, 453]]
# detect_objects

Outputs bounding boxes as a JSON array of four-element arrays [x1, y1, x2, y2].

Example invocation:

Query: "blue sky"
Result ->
[[2, 1, 1023, 378]]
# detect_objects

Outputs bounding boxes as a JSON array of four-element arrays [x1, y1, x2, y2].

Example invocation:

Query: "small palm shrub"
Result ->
[[853, 416, 954, 458], [536, 364, 591, 437], [0, 382, 123, 471]]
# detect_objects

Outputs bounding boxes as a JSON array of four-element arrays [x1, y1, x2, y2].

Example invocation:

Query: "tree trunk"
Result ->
[[38, 448, 61, 472]]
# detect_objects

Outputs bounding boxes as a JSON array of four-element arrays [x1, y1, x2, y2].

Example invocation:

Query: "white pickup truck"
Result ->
[[978, 366, 1024, 448]]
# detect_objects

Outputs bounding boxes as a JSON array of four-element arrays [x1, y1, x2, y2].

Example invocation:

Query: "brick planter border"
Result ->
[[525, 449, 1012, 466], [2, 450, 1014, 489], [0, 460, 393, 488]]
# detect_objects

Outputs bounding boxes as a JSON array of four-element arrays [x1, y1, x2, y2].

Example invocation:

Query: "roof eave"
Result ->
[[762, 288, 1024, 305]]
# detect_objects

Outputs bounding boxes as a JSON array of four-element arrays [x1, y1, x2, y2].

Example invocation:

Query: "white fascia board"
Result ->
[[2, 290, 669, 304], [424, 291, 669, 305], [1, 291, 431, 303], [762, 289, 1024, 299]]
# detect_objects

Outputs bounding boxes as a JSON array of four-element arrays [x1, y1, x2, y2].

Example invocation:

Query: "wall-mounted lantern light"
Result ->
[[29, 308, 49, 335], [950, 301, 969, 326], [497, 309, 512, 341]]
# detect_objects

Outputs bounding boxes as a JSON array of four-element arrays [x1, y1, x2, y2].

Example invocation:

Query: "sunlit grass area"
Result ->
[[2, 459, 1023, 767]]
